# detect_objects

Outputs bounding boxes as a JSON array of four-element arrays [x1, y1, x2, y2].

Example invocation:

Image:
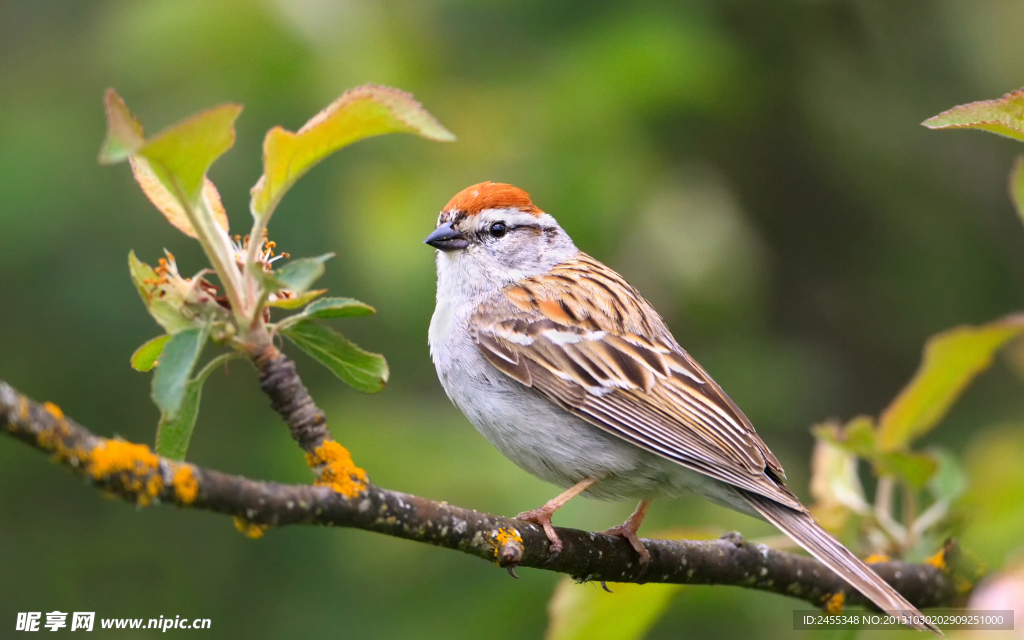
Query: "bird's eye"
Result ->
[[488, 222, 507, 238]]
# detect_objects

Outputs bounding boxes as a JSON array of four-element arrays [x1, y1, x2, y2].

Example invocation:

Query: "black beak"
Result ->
[[424, 222, 468, 251]]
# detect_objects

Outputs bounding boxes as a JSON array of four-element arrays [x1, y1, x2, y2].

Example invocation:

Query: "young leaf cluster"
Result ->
[[101, 85, 454, 460], [800, 92, 1024, 559], [808, 316, 1022, 557], [922, 88, 1024, 225]]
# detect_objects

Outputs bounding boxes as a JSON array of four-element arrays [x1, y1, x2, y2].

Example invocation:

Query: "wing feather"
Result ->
[[472, 252, 798, 509]]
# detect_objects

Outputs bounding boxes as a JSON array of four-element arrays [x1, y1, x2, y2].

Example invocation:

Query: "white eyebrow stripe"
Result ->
[[474, 208, 552, 229]]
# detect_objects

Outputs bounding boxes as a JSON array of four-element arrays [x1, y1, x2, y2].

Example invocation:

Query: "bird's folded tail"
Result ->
[[740, 490, 941, 635]]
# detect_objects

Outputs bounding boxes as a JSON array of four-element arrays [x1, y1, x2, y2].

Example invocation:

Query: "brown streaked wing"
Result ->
[[471, 253, 798, 509]]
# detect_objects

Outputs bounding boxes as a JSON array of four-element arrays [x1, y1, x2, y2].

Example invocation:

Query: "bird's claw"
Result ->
[[515, 507, 564, 561], [542, 549, 561, 567], [634, 560, 650, 584], [599, 522, 652, 575]]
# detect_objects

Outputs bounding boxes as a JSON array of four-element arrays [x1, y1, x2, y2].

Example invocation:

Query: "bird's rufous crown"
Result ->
[[443, 182, 542, 217]]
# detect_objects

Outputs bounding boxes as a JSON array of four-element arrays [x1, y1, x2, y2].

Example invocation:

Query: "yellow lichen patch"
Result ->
[[18, 395, 30, 422], [89, 439, 159, 478], [86, 439, 163, 505], [171, 465, 199, 504], [35, 423, 62, 451], [31, 423, 82, 466], [925, 548, 947, 571], [142, 474, 164, 506], [305, 439, 367, 498], [33, 401, 73, 453], [492, 526, 523, 558], [824, 592, 845, 613], [233, 517, 268, 539], [35, 423, 72, 457], [865, 553, 891, 564], [42, 401, 64, 420]]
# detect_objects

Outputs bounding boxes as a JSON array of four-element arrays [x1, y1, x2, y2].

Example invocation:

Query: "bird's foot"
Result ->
[[513, 478, 600, 562], [598, 500, 653, 578], [598, 522, 652, 567], [515, 506, 564, 557]]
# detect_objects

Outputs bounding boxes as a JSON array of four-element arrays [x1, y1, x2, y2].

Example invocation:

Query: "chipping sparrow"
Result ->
[[426, 182, 935, 632]]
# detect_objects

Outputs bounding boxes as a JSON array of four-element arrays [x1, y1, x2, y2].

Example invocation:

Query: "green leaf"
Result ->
[[1010, 155, 1024, 227], [875, 450, 939, 489], [139, 103, 243, 203], [281, 321, 388, 393], [812, 416, 878, 458], [101, 91, 232, 237], [128, 249, 159, 296], [962, 429, 1024, 565], [267, 289, 327, 310], [131, 335, 171, 372], [250, 84, 455, 218], [271, 253, 333, 294], [928, 449, 968, 503], [275, 296, 376, 332], [922, 88, 1024, 142], [129, 156, 230, 238], [128, 251, 196, 334], [302, 296, 376, 319], [877, 315, 1024, 451], [812, 417, 937, 488], [152, 327, 207, 417], [546, 577, 682, 640], [809, 423, 870, 521], [98, 88, 144, 164], [843, 415, 877, 458], [156, 353, 234, 461]]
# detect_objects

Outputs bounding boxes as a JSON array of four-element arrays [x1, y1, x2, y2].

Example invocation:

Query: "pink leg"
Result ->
[[599, 500, 652, 565], [515, 478, 599, 554]]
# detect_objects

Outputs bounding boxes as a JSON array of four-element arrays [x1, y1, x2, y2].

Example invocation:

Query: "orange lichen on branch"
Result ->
[[35, 422, 66, 451], [925, 548, 947, 571], [305, 439, 367, 498], [824, 591, 845, 613], [89, 439, 159, 478], [42, 401, 64, 420], [18, 395, 30, 422], [865, 553, 891, 564], [34, 402, 73, 453], [171, 464, 199, 504], [491, 526, 524, 559], [234, 516, 268, 539], [87, 439, 163, 506]]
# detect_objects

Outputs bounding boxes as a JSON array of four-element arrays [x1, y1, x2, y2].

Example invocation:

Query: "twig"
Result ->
[[255, 345, 331, 453], [0, 379, 970, 611]]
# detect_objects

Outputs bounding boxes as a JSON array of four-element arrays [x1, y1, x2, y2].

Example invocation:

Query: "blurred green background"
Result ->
[[2, 1, 1024, 638]]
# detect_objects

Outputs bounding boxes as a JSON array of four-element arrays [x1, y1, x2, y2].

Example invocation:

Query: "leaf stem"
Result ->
[[194, 194, 247, 323], [243, 207, 274, 291], [902, 483, 919, 548], [149, 163, 248, 328], [873, 476, 908, 551]]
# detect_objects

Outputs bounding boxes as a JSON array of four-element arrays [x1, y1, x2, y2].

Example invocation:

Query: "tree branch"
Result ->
[[0, 377, 969, 611], [255, 346, 330, 453]]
